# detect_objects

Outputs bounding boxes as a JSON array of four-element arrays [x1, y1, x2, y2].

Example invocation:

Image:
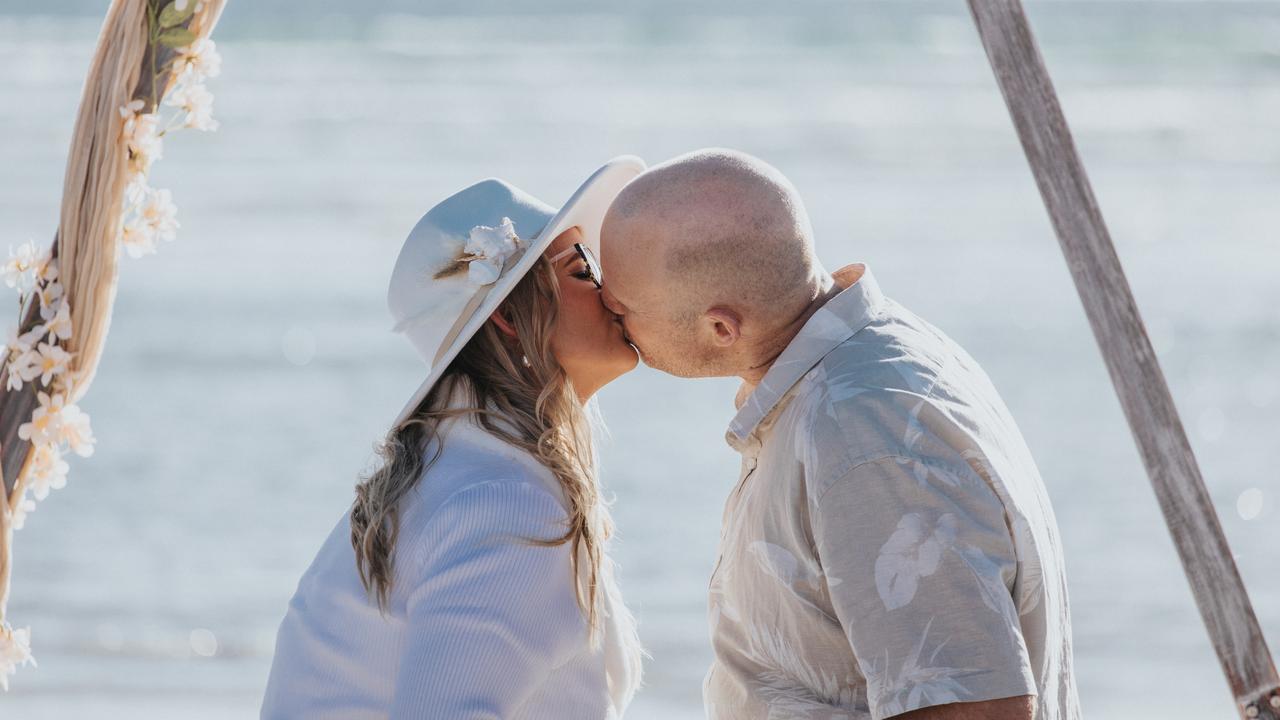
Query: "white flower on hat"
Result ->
[[462, 217, 522, 287]]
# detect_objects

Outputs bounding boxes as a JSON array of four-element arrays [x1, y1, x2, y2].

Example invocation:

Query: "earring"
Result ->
[[521, 354, 532, 368]]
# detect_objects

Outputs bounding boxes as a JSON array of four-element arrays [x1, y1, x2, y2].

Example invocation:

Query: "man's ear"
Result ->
[[489, 309, 518, 338], [703, 306, 741, 348]]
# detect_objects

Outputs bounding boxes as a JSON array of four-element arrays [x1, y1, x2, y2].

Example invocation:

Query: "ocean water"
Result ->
[[1, 1, 1278, 717]]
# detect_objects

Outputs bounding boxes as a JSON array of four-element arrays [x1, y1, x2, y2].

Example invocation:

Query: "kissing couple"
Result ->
[[261, 150, 1080, 720]]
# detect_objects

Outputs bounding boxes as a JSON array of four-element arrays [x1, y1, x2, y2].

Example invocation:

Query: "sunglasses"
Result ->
[[548, 242, 603, 289]]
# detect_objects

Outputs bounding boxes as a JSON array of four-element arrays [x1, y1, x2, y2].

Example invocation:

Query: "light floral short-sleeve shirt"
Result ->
[[704, 264, 1081, 720]]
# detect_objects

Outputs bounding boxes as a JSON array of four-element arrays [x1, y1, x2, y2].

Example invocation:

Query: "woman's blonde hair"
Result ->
[[349, 256, 612, 633]]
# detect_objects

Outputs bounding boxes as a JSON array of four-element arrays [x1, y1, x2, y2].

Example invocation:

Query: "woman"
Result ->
[[261, 157, 647, 719]]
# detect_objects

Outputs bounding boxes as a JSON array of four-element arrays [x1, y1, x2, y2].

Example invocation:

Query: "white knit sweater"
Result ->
[[261, 399, 642, 719]]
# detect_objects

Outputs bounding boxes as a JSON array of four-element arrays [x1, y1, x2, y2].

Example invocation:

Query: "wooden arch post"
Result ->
[[0, 0, 225, 684], [966, 1, 1280, 717]]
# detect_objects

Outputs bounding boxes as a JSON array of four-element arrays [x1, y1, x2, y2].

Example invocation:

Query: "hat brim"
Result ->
[[391, 155, 645, 428]]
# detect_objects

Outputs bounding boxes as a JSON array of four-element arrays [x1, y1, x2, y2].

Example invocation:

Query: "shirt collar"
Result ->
[[725, 263, 885, 452]]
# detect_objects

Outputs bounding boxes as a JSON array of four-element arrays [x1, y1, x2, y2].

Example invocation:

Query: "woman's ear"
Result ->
[[489, 309, 518, 338]]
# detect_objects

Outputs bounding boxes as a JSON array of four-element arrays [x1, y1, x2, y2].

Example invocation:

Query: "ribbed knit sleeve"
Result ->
[[389, 480, 583, 719]]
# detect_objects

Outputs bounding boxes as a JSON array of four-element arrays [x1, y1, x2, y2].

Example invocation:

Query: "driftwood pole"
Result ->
[[965, 1, 1280, 717]]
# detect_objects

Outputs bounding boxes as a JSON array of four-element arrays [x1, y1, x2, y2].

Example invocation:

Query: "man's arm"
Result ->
[[897, 694, 1035, 720]]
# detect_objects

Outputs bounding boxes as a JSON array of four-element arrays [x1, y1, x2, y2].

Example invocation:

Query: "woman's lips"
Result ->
[[613, 318, 635, 348]]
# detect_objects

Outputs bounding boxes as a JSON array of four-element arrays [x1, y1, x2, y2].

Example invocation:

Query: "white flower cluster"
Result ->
[[0, 250, 89, 687], [0, 10, 221, 691], [118, 37, 221, 259], [0, 252, 94, 531], [0, 622, 34, 692]]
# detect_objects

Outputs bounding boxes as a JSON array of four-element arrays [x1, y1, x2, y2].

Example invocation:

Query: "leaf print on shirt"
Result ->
[[1008, 514, 1044, 616], [895, 455, 967, 491], [865, 617, 980, 718], [709, 557, 743, 636], [746, 620, 860, 713], [750, 541, 817, 588], [951, 544, 1015, 616], [825, 369, 873, 407], [747, 541, 841, 622], [949, 543, 1026, 645], [898, 399, 952, 492], [903, 400, 928, 450], [894, 455, 932, 488], [805, 307, 856, 344], [961, 447, 1047, 618], [874, 513, 959, 611]]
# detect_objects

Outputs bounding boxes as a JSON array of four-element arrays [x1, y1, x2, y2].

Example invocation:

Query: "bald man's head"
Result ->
[[600, 149, 827, 378]]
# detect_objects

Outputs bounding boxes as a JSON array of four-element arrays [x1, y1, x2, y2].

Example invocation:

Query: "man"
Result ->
[[599, 149, 1080, 720]]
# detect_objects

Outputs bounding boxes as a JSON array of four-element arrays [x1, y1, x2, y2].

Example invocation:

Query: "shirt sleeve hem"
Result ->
[[870, 672, 1038, 720]]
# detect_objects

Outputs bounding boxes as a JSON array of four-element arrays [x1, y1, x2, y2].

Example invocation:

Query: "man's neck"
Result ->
[[734, 271, 846, 409]]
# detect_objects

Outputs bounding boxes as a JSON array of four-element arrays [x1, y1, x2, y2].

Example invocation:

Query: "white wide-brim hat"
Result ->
[[386, 155, 646, 428]]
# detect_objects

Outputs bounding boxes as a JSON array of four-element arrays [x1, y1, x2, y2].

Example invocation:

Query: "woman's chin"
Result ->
[[606, 343, 640, 381], [596, 344, 640, 390]]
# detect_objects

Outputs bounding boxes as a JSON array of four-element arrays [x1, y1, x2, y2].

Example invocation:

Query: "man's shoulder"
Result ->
[[785, 306, 992, 491], [783, 373, 928, 501], [792, 328, 945, 441], [818, 300, 955, 392]]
